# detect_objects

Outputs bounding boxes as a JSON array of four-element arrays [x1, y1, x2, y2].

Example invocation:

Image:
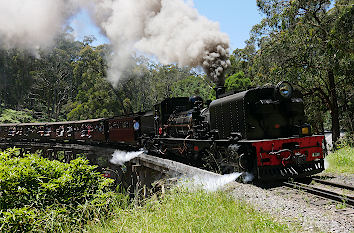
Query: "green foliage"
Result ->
[[0, 108, 34, 123], [27, 32, 82, 121], [225, 71, 251, 92], [0, 49, 34, 108], [170, 75, 214, 101], [114, 63, 214, 113], [225, 47, 257, 85], [87, 187, 292, 233], [325, 146, 354, 174], [0, 148, 126, 232], [67, 45, 123, 120]]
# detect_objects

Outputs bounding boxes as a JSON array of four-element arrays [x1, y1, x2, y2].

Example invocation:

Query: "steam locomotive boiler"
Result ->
[[142, 82, 325, 180]]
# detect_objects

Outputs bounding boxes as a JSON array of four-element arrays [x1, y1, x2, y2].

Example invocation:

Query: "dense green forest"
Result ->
[[0, 0, 352, 146]]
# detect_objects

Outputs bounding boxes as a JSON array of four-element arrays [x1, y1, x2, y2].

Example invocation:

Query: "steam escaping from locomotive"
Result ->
[[110, 150, 144, 166], [242, 172, 255, 183], [182, 172, 241, 192], [0, 0, 230, 85]]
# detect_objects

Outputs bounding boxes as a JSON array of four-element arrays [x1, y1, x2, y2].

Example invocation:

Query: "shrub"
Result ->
[[0, 148, 126, 232]]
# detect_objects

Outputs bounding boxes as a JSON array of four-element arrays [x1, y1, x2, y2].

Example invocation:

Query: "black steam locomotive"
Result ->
[[0, 81, 325, 180], [141, 81, 325, 180]]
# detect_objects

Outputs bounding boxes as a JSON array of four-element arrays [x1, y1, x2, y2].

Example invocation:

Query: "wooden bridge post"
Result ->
[[64, 151, 73, 163], [19, 147, 24, 156], [53, 150, 58, 160], [47, 149, 54, 160]]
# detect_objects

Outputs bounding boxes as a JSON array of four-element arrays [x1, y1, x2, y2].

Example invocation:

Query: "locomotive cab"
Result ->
[[153, 97, 193, 137]]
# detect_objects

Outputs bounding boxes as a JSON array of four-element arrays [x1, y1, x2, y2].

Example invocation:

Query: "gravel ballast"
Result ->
[[225, 174, 354, 232]]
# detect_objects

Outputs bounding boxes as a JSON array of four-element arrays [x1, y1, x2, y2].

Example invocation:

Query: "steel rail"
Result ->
[[283, 181, 354, 207], [312, 178, 354, 191]]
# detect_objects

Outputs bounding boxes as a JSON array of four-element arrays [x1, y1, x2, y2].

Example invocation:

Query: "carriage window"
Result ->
[[123, 121, 129, 128], [98, 124, 103, 132]]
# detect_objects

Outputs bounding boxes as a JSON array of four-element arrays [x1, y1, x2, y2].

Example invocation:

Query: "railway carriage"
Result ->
[[0, 123, 18, 141], [19, 123, 46, 141], [108, 116, 136, 144], [76, 119, 107, 143], [0, 124, 13, 141]]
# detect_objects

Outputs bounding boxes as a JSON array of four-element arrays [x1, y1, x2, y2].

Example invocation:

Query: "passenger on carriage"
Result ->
[[44, 127, 51, 137]]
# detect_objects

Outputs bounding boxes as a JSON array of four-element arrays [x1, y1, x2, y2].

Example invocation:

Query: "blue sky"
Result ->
[[69, 1, 263, 51], [193, 1, 262, 50]]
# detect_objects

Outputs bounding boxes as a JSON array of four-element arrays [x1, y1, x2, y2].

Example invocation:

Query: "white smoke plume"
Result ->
[[0, 0, 83, 51], [182, 172, 242, 192], [0, 0, 230, 84], [110, 150, 144, 166], [91, 0, 230, 84]]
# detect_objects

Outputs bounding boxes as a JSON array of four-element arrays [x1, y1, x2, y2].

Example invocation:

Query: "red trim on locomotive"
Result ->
[[252, 136, 324, 167]]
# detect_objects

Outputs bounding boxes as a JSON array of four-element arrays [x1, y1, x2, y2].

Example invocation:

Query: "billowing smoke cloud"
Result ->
[[0, 0, 82, 51], [91, 0, 230, 84], [0, 0, 230, 84]]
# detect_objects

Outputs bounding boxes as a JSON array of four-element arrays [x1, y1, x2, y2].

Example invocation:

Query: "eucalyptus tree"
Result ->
[[250, 0, 353, 146], [0, 49, 34, 108], [67, 44, 123, 120], [30, 33, 81, 121]]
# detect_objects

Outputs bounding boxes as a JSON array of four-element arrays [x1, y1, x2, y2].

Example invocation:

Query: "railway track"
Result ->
[[283, 179, 354, 207], [311, 177, 354, 191]]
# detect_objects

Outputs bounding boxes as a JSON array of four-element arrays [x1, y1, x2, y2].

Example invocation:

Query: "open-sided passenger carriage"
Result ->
[[72, 119, 107, 144], [0, 123, 18, 141], [0, 124, 16, 141], [19, 123, 46, 142], [45, 121, 76, 142]]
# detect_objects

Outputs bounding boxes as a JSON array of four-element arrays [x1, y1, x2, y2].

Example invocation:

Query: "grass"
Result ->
[[324, 146, 354, 174], [85, 187, 293, 233]]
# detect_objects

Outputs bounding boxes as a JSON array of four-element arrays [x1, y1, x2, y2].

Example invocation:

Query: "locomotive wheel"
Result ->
[[200, 149, 222, 174], [199, 144, 243, 175], [219, 145, 242, 174]]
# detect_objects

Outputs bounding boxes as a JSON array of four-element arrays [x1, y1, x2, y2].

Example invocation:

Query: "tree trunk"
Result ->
[[328, 69, 340, 149]]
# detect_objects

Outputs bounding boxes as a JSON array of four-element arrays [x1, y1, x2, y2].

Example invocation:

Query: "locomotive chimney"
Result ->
[[214, 72, 226, 99]]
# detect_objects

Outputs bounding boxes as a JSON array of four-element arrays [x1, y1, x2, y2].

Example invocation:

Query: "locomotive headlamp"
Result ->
[[301, 127, 309, 135], [277, 81, 293, 99], [300, 125, 311, 136]]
